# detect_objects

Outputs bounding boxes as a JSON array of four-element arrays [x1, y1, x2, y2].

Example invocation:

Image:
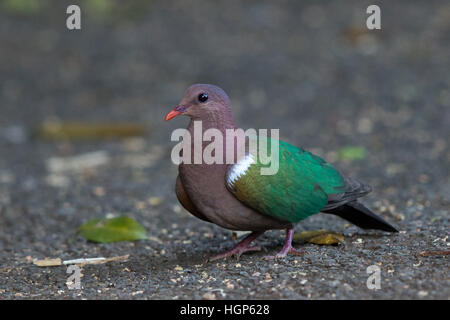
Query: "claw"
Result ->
[[208, 232, 264, 261], [264, 228, 305, 259]]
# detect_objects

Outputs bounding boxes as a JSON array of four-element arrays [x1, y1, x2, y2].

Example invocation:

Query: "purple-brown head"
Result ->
[[165, 84, 232, 121]]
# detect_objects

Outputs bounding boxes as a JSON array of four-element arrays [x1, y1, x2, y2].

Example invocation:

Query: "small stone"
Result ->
[[357, 118, 373, 134], [174, 265, 183, 271], [418, 174, 429, 184], [202, 292, 217, 300], [148, 197, 163, 206], [135, 201, 146, 210], [93, 186, 105, 197], [417, 291, 428, 298]]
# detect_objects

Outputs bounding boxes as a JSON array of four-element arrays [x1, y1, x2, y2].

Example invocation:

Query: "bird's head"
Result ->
[[165, 84, 232, 121]]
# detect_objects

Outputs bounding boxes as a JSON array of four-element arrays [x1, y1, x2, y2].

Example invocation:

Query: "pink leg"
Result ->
[[265, 228, 304, 259], [209, 231, 264, 261]]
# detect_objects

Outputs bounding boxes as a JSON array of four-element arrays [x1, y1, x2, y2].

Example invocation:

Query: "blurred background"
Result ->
[[0, 0, 448, 299]]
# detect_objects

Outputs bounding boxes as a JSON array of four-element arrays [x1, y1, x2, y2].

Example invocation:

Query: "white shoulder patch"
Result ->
[[226, 154, 255, 188]]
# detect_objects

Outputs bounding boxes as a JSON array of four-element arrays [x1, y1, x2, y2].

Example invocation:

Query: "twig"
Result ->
[[418, 250, 450, 257], [64, 255, 129, 266]]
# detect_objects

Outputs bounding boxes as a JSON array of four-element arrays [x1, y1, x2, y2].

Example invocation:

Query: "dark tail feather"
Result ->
[[323, 201, 399, 233]]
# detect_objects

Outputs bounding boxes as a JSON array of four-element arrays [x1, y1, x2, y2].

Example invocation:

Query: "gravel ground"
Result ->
[[0, 0, 449, 299]]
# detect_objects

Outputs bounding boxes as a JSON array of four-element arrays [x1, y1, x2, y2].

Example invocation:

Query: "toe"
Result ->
[[246, 246, 261, 252]]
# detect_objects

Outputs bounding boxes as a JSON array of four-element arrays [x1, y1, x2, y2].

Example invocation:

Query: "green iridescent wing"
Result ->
[[226, 137, 346, 223]]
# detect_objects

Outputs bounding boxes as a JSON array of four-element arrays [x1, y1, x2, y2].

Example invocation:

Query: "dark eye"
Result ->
[[198, 93, 208, 103]]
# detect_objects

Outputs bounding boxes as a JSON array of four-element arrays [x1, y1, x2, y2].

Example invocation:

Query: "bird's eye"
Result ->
[[198, 93, 208, 103]]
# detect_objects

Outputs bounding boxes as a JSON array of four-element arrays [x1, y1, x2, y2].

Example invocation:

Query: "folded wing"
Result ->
[[225, 137, 346, 223]]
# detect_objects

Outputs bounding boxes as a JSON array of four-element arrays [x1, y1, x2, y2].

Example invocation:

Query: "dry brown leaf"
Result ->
[[293, 230, 344, 246], [342, 27, 370, 45], [35, 122, 147, 140]]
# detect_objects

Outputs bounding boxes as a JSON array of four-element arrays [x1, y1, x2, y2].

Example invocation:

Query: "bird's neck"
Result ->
[[180, 110, 241, 170], [187, 109, 237, 133]]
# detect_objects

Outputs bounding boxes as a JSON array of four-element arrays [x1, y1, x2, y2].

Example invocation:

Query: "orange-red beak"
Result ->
[[164, 105, 188, 121]]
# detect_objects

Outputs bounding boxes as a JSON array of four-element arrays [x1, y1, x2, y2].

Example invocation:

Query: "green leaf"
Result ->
[[85, 0, 112, 17], [338, 146, 367, 161], [78, 216, 147, 243], [2, 0, 40, 14], [293, 230, 344, 245]]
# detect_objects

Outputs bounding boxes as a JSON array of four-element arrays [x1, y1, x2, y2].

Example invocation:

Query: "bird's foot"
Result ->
[[264, 247, 304, 260], [208, 231, 264, 261], [209, 245, 261, 261], [264, 228, 305, 260]]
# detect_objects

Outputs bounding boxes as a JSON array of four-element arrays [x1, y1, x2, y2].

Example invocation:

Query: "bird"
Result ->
[[165, 84, 398, 260]]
